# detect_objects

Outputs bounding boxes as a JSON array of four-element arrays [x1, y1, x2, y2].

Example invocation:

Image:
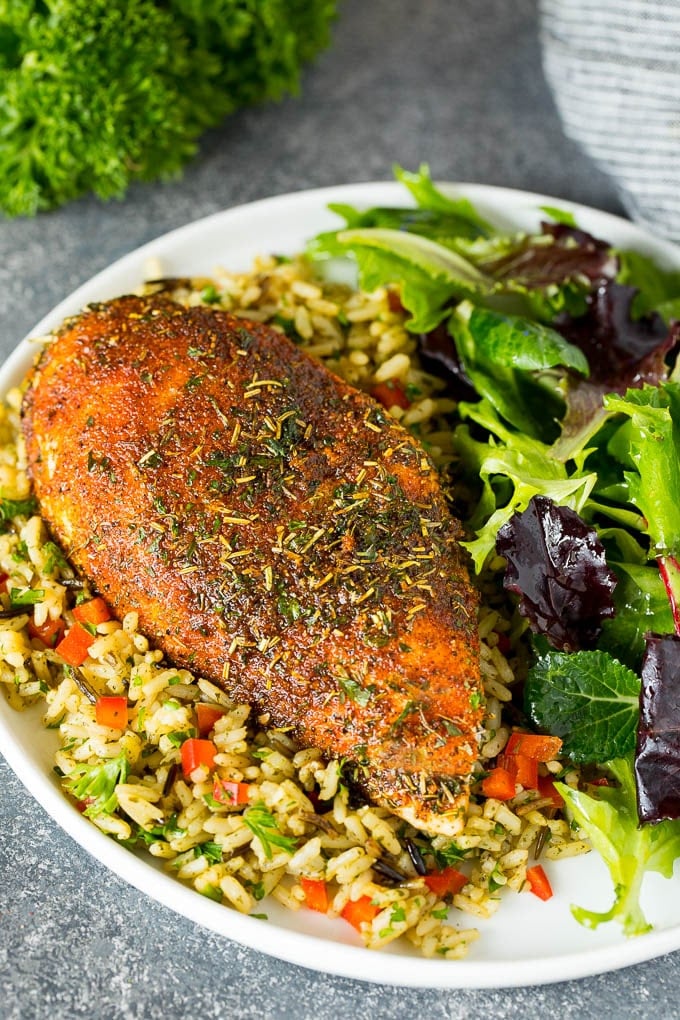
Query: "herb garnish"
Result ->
[[64, 752, 129, 817], [9, 587, 45, 606], [242, 802, 298, 859], [0, 496, 37, 521], [335, 667, 374, 706]]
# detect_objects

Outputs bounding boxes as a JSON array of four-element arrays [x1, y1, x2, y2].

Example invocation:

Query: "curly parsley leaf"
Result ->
[[0, 0, 336, 216], [9, 587, 45, 607], [335, 666, 374, 706]]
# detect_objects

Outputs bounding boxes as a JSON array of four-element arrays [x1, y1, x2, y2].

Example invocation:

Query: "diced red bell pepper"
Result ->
[[341, 895, 379, 931], [212, 777, 250, 805], [370, 379, 411, 411], [0, 572, 9, 595], [504, 732, 563, 762], [72, 596, 111, 626], [196, 702, 226, 738], [181, 737, 217, 778], [28, 614, 65, 648], [423, 866, 467, 898], [55, 622, 96, 666], [95, 695, 128, 729], [495, 631, 512, 655], [497, 750, 539, 791], [526, 864, 553, 901], [537, 774, 565, 807], [497, 733, 564, 793], [513, 754, 539, 789], [481, 766, 516, 801], [300, 877, 329, 913]]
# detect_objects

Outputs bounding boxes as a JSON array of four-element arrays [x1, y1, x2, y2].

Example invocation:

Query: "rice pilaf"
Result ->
[[0, 254, 589, 958]]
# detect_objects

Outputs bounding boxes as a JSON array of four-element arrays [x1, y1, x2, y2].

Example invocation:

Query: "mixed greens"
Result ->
[[311, 166, 680, 936]]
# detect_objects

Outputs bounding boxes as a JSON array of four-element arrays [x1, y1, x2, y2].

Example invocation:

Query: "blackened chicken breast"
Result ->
[[22, 294, 483, 834]]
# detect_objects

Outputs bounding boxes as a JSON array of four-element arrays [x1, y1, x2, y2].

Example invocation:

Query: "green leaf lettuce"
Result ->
[[558, 757, 680, 936]]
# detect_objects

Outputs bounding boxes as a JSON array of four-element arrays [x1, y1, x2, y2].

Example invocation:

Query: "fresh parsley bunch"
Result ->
[[0, 0, 336, 216]]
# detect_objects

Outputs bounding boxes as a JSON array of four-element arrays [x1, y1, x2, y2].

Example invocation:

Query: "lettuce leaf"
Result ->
[[635, 634, 680, 823], [453, 399, 596, 571], [394, 164, 492, 231], [550, 285, 680, 460], [448, 301, 587, 438], [309, 164, 491, 262], [616, 249, 680, 321], [497, 497, 617, 651], [598, 562, 676, 670], [455, 303, 589, 375], [328, 228, 490, 332], [603, 384, 680, 557], [558, 757, 680, 936]]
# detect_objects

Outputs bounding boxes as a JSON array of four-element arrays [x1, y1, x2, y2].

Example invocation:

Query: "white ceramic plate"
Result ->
[[2, 182, 680, 989]]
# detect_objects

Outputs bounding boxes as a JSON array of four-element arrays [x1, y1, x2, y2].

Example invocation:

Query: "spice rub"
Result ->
[[22, 293, 483, 834]]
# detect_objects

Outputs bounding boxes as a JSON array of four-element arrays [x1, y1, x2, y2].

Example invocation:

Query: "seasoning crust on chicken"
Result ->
[[22, 294, 483, 835]]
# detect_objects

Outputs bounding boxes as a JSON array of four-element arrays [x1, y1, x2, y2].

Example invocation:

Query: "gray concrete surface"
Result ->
[[2, 1, 678, 1017]]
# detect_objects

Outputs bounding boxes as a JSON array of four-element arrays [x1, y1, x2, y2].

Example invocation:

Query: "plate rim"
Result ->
[[3, 179, 680, 989]]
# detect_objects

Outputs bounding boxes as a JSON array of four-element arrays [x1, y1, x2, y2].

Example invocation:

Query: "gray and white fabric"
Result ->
[[540, 0, 680, 240]]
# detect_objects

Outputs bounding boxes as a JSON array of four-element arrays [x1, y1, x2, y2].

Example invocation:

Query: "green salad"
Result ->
[[310, 166, 680, 936]]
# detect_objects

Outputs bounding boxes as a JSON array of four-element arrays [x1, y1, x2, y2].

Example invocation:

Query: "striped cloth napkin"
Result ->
[[539, 0, 680, 240]]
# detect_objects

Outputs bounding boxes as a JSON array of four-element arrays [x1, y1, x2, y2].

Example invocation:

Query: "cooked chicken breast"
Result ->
[[22, 294, 483, 835]]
